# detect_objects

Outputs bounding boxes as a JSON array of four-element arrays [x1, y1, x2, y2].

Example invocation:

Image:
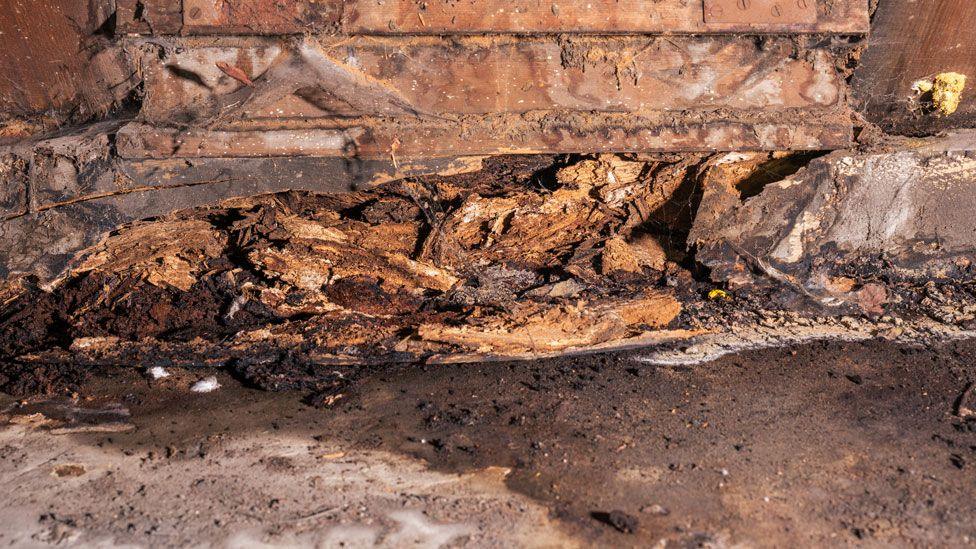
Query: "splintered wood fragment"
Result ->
[[424, 329, 712, 364], [418, 290, 682, 354], [957, 383, 976, 418], [390, 136, 401, 169]]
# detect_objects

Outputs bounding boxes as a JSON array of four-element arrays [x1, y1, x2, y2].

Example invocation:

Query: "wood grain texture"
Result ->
[[182, 0, 341, 34], [115, 112, 853, 159], [853, 0, 976, 135], [0, 0, 127, 117], [134, 36, 847, 124], [124, 0, 869, 35]]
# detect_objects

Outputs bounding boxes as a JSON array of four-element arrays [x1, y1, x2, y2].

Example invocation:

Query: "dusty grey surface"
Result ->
[[0, 378, 573, 548]]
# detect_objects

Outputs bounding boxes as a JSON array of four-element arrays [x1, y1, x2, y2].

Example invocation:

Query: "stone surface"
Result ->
[[693, 133, 976, 295]]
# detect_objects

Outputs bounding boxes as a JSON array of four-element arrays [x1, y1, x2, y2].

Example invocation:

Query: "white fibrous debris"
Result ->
[[147, 366, 171, 380], [190, 376, 221, 393], [223, 295, 247, 322]]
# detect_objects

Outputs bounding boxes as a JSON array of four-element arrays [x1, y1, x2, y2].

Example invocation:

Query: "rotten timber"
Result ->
[[0, 123, 483, 280], [115, 116, 853, 159], [132, 36, 847, 123], [119, 0, 869, 35], [0, 154, 705, 368], [3, 136, 976, 374]]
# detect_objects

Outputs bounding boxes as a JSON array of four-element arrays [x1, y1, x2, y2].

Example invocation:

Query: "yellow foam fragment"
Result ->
[[708, 289, 730, 300], [932, 72, 967, 116]]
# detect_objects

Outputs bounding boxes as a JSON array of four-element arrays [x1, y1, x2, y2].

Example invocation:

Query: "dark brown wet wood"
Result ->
[[0, 0, 121, 116], [853, 0, 976, 135]]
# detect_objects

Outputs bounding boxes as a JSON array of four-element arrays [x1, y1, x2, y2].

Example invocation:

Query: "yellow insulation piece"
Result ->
[[931, 72, 967, 116]]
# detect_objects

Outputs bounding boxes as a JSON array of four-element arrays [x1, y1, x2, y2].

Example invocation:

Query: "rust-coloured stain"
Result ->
[[704, 0, 817, 25]]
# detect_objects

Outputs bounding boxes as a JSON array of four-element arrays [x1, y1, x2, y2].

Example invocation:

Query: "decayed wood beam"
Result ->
[[123, 0, 870, 35], [133, 36, 848, 124], [1, 120, 482, 215], [0, 145, 481, 280], [115, 112, 853, 159]]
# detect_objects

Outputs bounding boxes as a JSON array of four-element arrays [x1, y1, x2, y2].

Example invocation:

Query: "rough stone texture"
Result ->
[[693, 132, 976, 295]]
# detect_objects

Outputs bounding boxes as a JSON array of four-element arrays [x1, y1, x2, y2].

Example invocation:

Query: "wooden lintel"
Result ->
[[119, 0, 870, 35], [135, 36, 849, 123], [115, 115, 853, 160]]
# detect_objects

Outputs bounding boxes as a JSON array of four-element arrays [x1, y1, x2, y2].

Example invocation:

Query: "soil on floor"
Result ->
[[2, 337, 975, 547]]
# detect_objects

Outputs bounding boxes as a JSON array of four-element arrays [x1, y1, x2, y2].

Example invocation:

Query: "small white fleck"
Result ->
[[191, 376, 221, 393], [147, 366, 171, 380]]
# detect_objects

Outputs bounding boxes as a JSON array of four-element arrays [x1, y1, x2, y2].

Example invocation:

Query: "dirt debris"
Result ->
[[1, 399, 133, 435], [955, 383, 976, 418], [591, 510, 639, 534], [3, 336, 976, 546]]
